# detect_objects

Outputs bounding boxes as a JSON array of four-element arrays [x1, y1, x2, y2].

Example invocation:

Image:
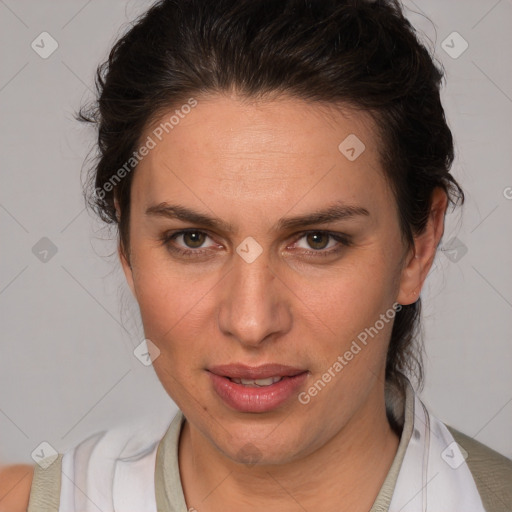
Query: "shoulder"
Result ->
[[0, 464, 35, 512], [446, 425, 512, 511]]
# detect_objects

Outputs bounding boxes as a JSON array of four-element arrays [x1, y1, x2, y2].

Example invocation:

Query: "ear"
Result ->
[[119, 242, 136, 298], [114, 196, 136, 298], [396, 187, 448, 305]]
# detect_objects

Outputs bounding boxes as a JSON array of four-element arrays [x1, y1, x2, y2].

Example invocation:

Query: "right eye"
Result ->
[[160, 229, 221, 258]]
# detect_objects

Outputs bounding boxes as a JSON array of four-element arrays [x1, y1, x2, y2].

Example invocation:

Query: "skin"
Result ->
[[0, 464, 34, 512], [117, 93, 447, 511]]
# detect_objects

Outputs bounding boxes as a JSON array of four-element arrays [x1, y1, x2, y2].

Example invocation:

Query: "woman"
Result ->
[[2, 0, 511, 510]]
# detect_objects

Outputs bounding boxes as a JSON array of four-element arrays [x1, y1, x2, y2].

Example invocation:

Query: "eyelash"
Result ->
[[159, 229, 352, 259]]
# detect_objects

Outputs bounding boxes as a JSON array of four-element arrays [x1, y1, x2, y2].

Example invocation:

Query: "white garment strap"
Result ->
[[112, 440, 160, 512], [389, 393, 486, 512], [58, 413, 174, 512]]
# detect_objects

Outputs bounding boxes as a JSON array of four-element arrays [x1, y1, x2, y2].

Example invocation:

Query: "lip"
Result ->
[[208, 364, 308, 413]]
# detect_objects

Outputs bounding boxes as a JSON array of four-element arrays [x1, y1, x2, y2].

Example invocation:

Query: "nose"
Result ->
[[217, 249, 292, 349]]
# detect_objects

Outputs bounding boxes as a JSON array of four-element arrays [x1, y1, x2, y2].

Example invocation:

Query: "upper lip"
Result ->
[[208, 364, 307, 379]]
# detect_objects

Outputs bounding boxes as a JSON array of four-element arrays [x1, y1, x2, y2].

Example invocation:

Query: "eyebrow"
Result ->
[[145, 202, 370, 233]]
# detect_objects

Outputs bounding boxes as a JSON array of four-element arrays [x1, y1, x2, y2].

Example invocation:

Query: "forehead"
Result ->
[[132, 94, 390, 216], [144, 93, 380, 161]]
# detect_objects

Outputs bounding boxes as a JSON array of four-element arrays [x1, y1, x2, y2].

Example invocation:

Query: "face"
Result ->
[[119, 93, 433, 465]]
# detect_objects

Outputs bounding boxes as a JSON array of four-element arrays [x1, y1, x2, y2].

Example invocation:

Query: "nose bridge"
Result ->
[[218, 248, 289, 346]]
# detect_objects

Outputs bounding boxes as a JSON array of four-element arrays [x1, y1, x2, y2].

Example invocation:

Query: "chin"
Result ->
[[211, 424, 307, 467]]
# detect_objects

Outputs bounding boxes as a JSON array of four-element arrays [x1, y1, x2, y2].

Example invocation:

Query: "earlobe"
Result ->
[[396, 251, 421, 305], [396, 188, 448, 305]]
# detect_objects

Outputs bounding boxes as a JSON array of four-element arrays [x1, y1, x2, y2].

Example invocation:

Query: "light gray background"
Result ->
[[1, 0, 511, 465]]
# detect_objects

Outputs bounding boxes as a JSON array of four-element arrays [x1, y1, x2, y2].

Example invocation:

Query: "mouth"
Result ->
[[208, 363, 307, 380], [207, 363, 309, 413], [228, 376, 285, 387]]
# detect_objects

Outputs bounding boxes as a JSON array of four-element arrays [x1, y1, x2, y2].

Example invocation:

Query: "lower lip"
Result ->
[[208, 371, 308, 413]]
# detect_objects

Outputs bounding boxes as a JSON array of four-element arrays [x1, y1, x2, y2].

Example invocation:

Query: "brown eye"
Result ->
[[306, 232, 330, 250], [291, 231, 351, 258], [161, 229, 219, 258], [182, 231, 206, 248]]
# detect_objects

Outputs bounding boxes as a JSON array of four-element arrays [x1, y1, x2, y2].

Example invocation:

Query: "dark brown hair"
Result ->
[[79, 0, 463, 400]]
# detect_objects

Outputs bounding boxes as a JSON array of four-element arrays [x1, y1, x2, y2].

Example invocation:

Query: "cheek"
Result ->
[[130, 247, 219, 352], [297, 249, 399, 334], [290, 254, 402, 396], [132, 263, 216, 402]]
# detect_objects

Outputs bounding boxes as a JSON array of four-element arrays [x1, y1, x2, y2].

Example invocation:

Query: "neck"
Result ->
[[179, 382, 401, 512]]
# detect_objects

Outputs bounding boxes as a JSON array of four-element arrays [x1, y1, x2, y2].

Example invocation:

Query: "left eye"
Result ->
[[295, 232, 337, 251]]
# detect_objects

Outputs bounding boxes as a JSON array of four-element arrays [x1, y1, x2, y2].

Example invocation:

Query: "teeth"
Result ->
[[230, 376, 283, 387]]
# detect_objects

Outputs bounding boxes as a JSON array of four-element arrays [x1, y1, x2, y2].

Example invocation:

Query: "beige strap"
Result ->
[[154, 411, 188, 512], [27, 455, 63, 512], [448, 426, 512, 512], [369, 380, 414, 511]]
